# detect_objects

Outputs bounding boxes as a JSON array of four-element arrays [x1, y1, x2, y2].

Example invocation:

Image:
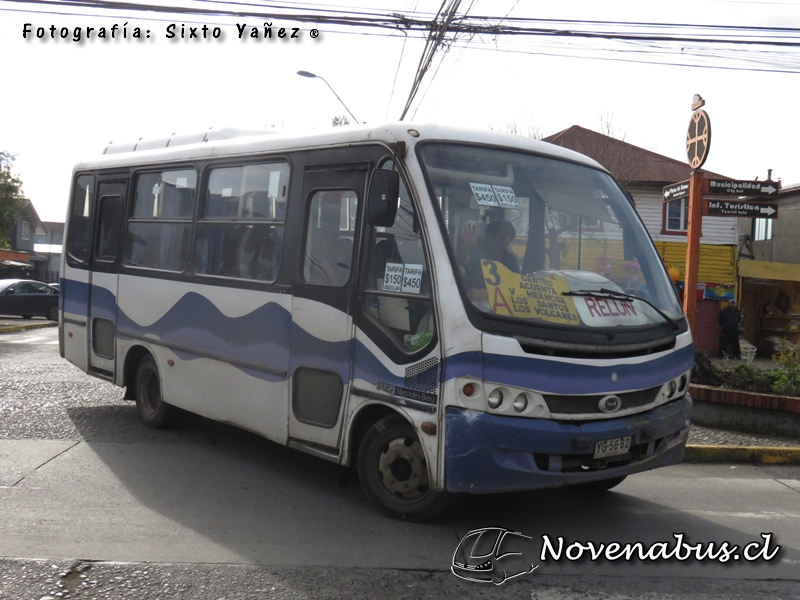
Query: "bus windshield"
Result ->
[[419, 143, 683, 331]]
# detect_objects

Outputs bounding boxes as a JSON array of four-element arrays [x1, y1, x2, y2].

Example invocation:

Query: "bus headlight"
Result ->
[[679, 374, 689, 394], [667, 380, 678, 397], [513, 393, 528, 413], [487, 388, 504, 409]]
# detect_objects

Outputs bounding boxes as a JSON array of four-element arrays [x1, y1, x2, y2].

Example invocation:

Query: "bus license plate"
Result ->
[[593, 436, 632, 459]]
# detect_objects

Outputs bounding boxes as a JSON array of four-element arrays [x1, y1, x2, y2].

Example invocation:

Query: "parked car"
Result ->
[[0, 279, 60, 321]]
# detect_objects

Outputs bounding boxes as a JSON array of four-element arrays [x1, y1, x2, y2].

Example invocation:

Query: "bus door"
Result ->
[[288, 166, 367, 453], [352, 169, 442, 418], [86, 180, 126, 378], [61, 174, 94, 372]]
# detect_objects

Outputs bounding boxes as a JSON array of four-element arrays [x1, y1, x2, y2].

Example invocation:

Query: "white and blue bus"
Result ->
[[60, 123, 693, 521]]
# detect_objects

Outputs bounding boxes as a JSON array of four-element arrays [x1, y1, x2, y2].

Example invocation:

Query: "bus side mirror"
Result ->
[[367, 169, 400, 227]]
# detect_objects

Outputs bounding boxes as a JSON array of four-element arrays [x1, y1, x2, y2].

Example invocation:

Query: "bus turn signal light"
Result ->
[[421, 422, 437, 435]]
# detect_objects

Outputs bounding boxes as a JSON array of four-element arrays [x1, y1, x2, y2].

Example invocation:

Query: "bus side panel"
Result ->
[[116, 276, 292, 444], [87, 272, 118, 376], [61, 268, 90, 373], [349, 329, 445, 483]]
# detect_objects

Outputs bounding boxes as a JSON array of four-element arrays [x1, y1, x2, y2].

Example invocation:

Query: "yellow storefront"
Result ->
[[738, 260, 800, 356]]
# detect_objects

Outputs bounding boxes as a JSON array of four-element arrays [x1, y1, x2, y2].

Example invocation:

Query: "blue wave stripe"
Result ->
[[117, 291, 292, 372], [480, 344, 694, 395], [61, 279, 692, 396], [88, 284, 117, 322], [62, 278, 89, 316]]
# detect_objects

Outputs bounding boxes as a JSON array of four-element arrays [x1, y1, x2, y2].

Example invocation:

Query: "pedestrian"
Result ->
[[718, 299, 743, 359]]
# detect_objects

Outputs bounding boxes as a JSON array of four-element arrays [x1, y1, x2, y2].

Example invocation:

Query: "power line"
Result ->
[[4, 0, 799, 75]]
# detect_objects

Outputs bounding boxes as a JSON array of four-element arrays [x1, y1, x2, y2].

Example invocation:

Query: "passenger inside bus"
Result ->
[[462, 219, 520, 301], [236, 226, 277, 281]]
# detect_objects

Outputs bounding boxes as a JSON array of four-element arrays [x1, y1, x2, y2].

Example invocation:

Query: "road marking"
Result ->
[[777, 479, 800, 493]]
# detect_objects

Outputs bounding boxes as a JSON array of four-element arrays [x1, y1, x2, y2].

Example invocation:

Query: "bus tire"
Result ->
[[357, 414, 451, 522], [574, 475, 627, 492], [135, 355, 179, 429]]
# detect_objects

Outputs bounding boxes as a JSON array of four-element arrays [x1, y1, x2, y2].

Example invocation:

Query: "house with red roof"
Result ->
[[544, 125, 736, 355]]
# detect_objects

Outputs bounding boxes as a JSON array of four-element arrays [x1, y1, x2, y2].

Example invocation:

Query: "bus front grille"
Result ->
[[542, 386, 661, 416]]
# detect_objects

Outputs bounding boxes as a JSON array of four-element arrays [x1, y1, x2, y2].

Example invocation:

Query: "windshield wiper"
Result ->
[[562, 288, 680, 332]]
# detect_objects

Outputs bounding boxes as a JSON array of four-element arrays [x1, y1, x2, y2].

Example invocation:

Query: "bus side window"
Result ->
[[122, 169, 196, 272], [195, 162, 288, 283], [66, 174, 94, 265], [363, 176, 434, 353], [95, 194, 124, 263], [303, 190, 357, 287]]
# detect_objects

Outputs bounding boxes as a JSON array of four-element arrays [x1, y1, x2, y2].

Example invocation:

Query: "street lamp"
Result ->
[[297, 70, 360, 124]]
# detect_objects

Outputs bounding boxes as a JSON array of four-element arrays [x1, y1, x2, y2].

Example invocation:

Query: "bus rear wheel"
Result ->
[[135, 355, 179, 428], [357, 414, 451, 522]]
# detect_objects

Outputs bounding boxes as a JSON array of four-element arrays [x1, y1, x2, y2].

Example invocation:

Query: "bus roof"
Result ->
[[74, 122, 606, 173]]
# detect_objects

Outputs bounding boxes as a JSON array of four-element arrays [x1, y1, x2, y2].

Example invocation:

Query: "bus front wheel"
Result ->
[[357, 415, 451, 522], [135, 355, 179, 428]]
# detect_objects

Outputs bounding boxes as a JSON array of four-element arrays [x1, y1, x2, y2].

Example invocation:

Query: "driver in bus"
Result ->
[[462, 219, 520, 301]]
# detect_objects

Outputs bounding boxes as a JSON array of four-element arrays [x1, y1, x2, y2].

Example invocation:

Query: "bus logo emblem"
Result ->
[[598, 395, 622, 413]]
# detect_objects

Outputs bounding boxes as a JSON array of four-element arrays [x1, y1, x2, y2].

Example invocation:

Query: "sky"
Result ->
[[1, 0, 799, 223]]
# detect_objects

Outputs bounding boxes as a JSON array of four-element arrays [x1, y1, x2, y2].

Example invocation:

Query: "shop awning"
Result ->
[[0, 260, 32, 268], [739, 260, 800, 282]]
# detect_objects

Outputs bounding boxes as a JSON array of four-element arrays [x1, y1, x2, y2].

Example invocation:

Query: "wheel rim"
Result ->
[[376, 434, 430, 502], [139, 368, 161, 418]]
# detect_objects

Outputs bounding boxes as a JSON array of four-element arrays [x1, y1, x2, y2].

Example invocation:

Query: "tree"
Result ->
[[0, 152, 25, 249], [331, 115, 350, 127], [491, 117, 543, 140]]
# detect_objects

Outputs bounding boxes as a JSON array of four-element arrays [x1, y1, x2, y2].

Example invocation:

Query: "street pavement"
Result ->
[[2, 321, 800, 600], [0, 315, 58, 333]]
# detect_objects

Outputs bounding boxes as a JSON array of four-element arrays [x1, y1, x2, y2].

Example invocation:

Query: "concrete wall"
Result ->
[[745, 187, 800, 264]]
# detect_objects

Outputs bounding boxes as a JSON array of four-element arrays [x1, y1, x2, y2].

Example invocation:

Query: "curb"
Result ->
[[685, 444, 800, 464], [0, 322, 58, 334]]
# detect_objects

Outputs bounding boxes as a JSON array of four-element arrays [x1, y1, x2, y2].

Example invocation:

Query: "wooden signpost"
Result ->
[[667, 95, 780, 335], [683, 99, 711, 334]]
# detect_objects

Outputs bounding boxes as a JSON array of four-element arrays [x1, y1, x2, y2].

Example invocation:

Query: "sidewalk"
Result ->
[[686, 423, 800, 463], [0, 316, 58, 334], [694, 353, 800, 462], [2, 318, 798, 463]]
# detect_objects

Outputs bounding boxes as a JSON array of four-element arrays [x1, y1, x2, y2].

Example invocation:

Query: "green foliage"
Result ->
[[692, 348, 800, 397], [723, 362, 778, 394], [772, 340, 800, 370], [692, 350, 723, 386], [0, 152, 26, 249], [770, 342, 800, 396]]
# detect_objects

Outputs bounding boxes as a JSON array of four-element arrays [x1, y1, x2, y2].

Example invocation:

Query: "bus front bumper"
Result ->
[[444, 395, 692, 493]]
